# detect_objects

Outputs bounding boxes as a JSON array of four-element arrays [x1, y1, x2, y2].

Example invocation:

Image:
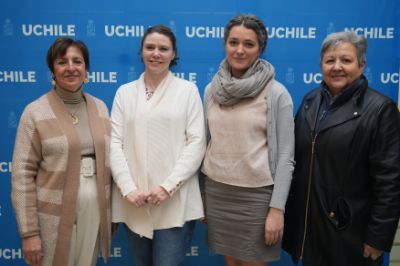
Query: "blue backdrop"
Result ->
[[1, 0, 399, 265]]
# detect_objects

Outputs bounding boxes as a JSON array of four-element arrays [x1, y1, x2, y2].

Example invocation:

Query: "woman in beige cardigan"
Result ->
[[12, 37, 112, 266]]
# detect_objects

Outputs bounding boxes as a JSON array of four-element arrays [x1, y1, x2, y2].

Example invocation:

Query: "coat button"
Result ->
[[329, 212, 335, 218], [353, 111, 358, 116]]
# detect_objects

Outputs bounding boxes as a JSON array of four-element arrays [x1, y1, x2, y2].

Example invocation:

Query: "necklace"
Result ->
[[69, 102, 83, 125], [145, 87, 155, 101], [144, 74, 162, 101]]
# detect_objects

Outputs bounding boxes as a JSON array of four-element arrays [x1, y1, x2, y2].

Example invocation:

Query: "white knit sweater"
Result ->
[[110, 72, 205, 238]]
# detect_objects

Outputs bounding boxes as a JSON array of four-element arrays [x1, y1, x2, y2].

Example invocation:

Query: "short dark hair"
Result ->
[[46, 37, 90, 73], [224, 14, 268, 54], [140, 25, 178, 67]]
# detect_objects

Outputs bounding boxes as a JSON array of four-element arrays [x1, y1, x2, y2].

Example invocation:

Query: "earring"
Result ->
[[84, 78, 89, 84], [51, 79, 56, 86]]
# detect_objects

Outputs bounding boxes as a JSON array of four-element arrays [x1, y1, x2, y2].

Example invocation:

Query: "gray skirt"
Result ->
[[205, 177, 280, 262]]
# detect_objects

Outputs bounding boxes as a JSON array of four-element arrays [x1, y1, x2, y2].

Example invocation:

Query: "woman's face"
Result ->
[[53, 46, 86, 92], [141, 32, 175, 76], [225, 25, 261, 78], [321, 42, 365, 95]]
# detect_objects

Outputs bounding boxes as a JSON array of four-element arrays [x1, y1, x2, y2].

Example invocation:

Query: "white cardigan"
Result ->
[[110, 72, 205, 238]]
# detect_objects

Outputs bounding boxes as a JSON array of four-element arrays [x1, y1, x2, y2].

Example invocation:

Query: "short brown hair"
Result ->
[[46, 37, 90, 73]]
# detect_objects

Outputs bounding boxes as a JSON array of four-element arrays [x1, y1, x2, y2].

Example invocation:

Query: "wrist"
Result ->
[[269, 207, 283, 214]]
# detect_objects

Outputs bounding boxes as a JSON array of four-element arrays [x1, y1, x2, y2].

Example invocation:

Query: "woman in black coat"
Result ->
[[282, 31, 400, 266]]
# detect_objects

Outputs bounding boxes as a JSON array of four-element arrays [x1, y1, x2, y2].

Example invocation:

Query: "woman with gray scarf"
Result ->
[[201, 14, 295, 266]]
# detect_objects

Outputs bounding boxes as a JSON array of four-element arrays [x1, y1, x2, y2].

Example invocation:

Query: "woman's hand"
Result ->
[[147, 186, 170, 207], [22, 235, 43, 266], [125, 189, 149, 208], [264, 207, 284, 246], [363, 244, 383, 261]]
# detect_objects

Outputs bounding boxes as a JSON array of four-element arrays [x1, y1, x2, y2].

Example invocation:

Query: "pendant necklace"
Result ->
[[145, 87, 155, 101], [144, 75, 159, 101], [69, 102, 82, 125]]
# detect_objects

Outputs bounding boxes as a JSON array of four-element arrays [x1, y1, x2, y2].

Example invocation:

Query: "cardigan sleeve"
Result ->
[[198, 83, 213, 193], [269, 85, 295, 211], [11, 105, 42, 238], [203, 83, 213, 144], [110, 87, 138, 196], [161, 84, 206, 196]]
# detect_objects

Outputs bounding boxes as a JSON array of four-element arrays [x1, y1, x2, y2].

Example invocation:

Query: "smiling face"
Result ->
[[321, 42, 365, 95], [141, 32, 176, 76], [225, 25, 261, 78], [53, 46, 86, 92]]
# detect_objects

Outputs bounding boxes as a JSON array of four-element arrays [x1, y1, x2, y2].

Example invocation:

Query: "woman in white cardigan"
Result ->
[[110, 25, 206, 266]]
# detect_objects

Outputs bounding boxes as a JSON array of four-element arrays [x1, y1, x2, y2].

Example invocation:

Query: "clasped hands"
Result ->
[[126, 186, 169, 208]]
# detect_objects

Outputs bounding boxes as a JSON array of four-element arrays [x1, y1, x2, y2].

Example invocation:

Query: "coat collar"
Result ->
[[303, 75, 368, 135]]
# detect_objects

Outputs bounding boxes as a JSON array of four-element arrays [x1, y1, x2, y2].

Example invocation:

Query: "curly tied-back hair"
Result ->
[[224, 14, 268, 54]]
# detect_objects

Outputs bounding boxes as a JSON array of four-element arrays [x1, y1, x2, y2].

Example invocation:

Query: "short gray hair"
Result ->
[[320, 31, 367, 66]]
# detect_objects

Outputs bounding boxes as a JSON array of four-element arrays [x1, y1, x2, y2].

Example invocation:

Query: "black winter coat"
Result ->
[[282, 77, 400, 266]]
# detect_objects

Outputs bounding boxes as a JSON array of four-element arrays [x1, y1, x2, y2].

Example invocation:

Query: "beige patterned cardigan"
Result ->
[[11, 89, 111, 266]]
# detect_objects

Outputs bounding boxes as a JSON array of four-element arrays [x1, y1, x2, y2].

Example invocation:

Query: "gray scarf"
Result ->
[[210, 58, 275, 106]]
